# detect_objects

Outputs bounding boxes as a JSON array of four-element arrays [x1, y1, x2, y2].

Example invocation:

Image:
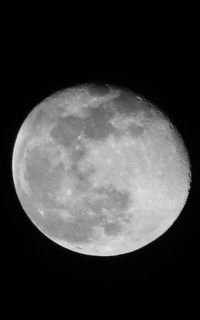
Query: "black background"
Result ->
[[2, 4, 198, 317]]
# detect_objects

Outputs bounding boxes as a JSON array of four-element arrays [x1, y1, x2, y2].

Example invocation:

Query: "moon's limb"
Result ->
[[12, 85, 191, 256]]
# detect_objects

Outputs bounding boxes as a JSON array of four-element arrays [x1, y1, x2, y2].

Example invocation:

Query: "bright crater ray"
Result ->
[[12, 84, 191, 256]]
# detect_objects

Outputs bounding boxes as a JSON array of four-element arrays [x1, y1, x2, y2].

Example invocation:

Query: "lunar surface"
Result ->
[[12, 84, 191, 256]]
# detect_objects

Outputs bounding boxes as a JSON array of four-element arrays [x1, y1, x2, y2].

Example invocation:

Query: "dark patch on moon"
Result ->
[[50, 115, 83, 147], [87, 83, 110, 97], [70, 151, 95, 194], [31, 107, 49, 131], [113, 91, 156, 125], [112, 92, 142, 115], [87, 198, 106, 215], [24, 147, 53, 196], [128, 123, 144, 138], [88, 186, 131, 214], [59, 219, 93, 244], [104, 221, 122, 236], [83, 103, 116, 141], [73, 170, 93, 193], [96, 186, 131, 212], [70, 142, 87, 164], [23, 145, 65, 207]]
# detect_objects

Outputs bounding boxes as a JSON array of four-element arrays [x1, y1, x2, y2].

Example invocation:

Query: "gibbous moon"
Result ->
[[12, 84, 191, 256]]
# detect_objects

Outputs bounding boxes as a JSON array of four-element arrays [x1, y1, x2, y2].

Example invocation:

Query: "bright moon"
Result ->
[[12, 84, 191, 256]]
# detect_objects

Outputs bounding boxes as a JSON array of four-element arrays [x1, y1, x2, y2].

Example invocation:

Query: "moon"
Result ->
[[12, 84, 191, 256]]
